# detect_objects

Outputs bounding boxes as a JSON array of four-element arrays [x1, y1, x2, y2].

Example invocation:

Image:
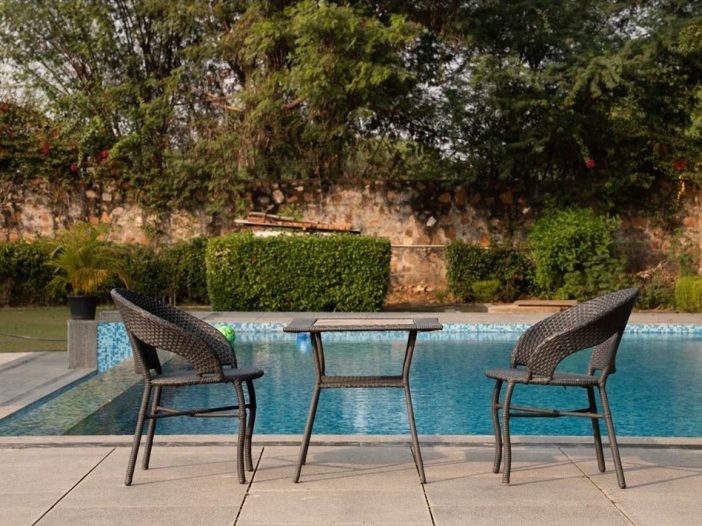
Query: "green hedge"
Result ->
[[115, 238, 209, 304], [0, 238, 212, 306], [445, 242, 534, 302], [206, 233, 391, 311], [529, 207, 627, 299], [674, 276, 702, 312], [0, 240, 56, 306]]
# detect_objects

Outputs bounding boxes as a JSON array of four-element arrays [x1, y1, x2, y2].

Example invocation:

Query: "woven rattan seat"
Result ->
[[111, 288, 264, 486], [486, 288, 638, 489], [149, 367, 263, 386], [485, 368, 599, 386]]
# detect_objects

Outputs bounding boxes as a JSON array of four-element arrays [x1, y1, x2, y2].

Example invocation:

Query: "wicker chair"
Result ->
[[111, 288, 264, 486], [485, 288, 639, 488]]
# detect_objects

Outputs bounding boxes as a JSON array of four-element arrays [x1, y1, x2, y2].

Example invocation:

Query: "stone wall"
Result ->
[[2, 179, 699, 303]]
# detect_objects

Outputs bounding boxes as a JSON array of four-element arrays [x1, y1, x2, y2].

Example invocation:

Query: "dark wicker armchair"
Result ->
[[111, 288, 264, 486], [485, 288, 639, 488]]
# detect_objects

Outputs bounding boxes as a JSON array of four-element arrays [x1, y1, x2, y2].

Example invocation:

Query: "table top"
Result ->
[[283, 317, 443, 333]]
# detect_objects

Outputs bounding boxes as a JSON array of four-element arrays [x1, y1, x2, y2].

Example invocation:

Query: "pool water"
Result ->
[[60, 333, 702, 437]]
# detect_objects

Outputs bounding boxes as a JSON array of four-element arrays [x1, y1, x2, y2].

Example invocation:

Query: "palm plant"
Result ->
[[47, 222, 125, 318]]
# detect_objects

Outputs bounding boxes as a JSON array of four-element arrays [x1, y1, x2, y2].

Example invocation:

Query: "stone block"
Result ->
[[67, 320, 98, 369]]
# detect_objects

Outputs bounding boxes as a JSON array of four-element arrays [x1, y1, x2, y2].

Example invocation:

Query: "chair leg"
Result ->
[[244, 379, 257, 472], [142, 385, 162, 470], [233, 381, 247, 484], [491, 379, 503, 474], [501, 382, 515, 484], [598, 385, 626, 489], [125, 381, 151, 486], [587, 387, 605, 473]]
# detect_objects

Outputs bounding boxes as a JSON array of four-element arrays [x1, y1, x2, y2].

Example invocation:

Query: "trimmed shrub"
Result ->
[[529, 208, 627, 299], [161, 238, 209, 304], [636, 270, 675, 310], [0, 240, 55, 305], [471, 279, 501, 302], [674, 276, 702, 312], [445, 243, 491, 301], [110, 239, 207, 305], [116, 244, 170, 300], [446, 242, 534, 302], [206, 233, 391, 311]]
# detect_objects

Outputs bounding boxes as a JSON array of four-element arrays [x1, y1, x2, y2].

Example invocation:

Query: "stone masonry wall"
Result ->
[[1, 179, 699, 303]]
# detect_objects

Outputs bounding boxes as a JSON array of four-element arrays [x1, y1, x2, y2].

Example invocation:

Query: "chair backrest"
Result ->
[[510, 288, 639, 380], [111, 289, 236, 378]]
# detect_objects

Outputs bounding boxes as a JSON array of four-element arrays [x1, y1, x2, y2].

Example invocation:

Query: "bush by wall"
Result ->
[[0, 240, 55, 306], [445, 242, 534, 302], [529, 207, 627, 300], [114, 239, 208, 305], [206, 233, 391, 311], [674, 276, 702, 312], [161, 238, 209, 304]]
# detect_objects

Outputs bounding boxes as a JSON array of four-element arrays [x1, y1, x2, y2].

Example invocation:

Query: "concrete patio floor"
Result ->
[[1, 435, 700, 525]]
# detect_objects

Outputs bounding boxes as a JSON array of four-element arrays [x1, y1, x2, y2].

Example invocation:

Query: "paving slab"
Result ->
[[238, 445, 432, 525], [36, 446, 258, 525], [423, 444, 631, 526], [0, 446, 113, 525], [562, 445, 702, 526], [0, 440, 701, 525]]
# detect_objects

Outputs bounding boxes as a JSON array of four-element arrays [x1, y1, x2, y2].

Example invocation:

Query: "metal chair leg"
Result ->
[[125, 382, 151, 486], [294, 383, 321, 483], [142, 385, 162, 470], [491, 379, 503, 474], [245, 379, 257, 472], [233, 381, 247, 484], [501, 382, 515, 484], [599, 385, 626, 489], [404, 383, 426, 483], [587, 387, 605, 473]]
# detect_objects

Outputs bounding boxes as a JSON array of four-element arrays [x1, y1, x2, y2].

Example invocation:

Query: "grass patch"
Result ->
[[0, 307, 71, 352]]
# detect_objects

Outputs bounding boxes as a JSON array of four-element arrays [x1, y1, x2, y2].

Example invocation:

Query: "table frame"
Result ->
[[284, 317, 443, 483]]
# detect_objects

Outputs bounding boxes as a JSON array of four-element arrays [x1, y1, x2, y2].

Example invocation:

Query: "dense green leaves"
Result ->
[[445, 242, 534, 302], [674, 276, 702, 312], [529, 208, 627, 299], [0, 241, 55, 306], [206, 233, 391, 311], [0, 1, 700, 211]]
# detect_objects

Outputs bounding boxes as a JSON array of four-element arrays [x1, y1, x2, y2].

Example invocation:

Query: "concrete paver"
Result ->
[[0, 441, 699, 525], [562, 445, 702, 526], [1, 446, 113, 525]]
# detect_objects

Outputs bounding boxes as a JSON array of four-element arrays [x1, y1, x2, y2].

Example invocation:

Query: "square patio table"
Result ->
[[284, 317, 443, 483]]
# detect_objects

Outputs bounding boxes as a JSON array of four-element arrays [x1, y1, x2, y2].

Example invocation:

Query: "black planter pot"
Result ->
[[68, 295, 98, 320]]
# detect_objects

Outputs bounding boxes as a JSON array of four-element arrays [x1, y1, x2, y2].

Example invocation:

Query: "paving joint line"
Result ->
[[32, 447, 116, 525], [559, 446, 637, 526], [233, 446, 264, 525], [420, 480, 436, 526]]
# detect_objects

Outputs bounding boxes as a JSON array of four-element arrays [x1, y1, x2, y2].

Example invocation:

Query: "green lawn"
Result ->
[[0, 307, 71, 352]]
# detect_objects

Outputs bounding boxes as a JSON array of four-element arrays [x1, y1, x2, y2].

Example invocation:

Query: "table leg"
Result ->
[[294, 332, 324, 483], [402, 330, 425, 483], [294, 383, 321, 482], [404, 383, 426, 483]]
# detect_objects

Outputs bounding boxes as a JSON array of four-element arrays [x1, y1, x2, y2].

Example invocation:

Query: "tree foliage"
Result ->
[[0, 1, 700, 212]]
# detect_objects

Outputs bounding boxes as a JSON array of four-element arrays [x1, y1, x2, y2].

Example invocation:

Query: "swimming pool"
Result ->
[[2, 330, 701, 437]]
